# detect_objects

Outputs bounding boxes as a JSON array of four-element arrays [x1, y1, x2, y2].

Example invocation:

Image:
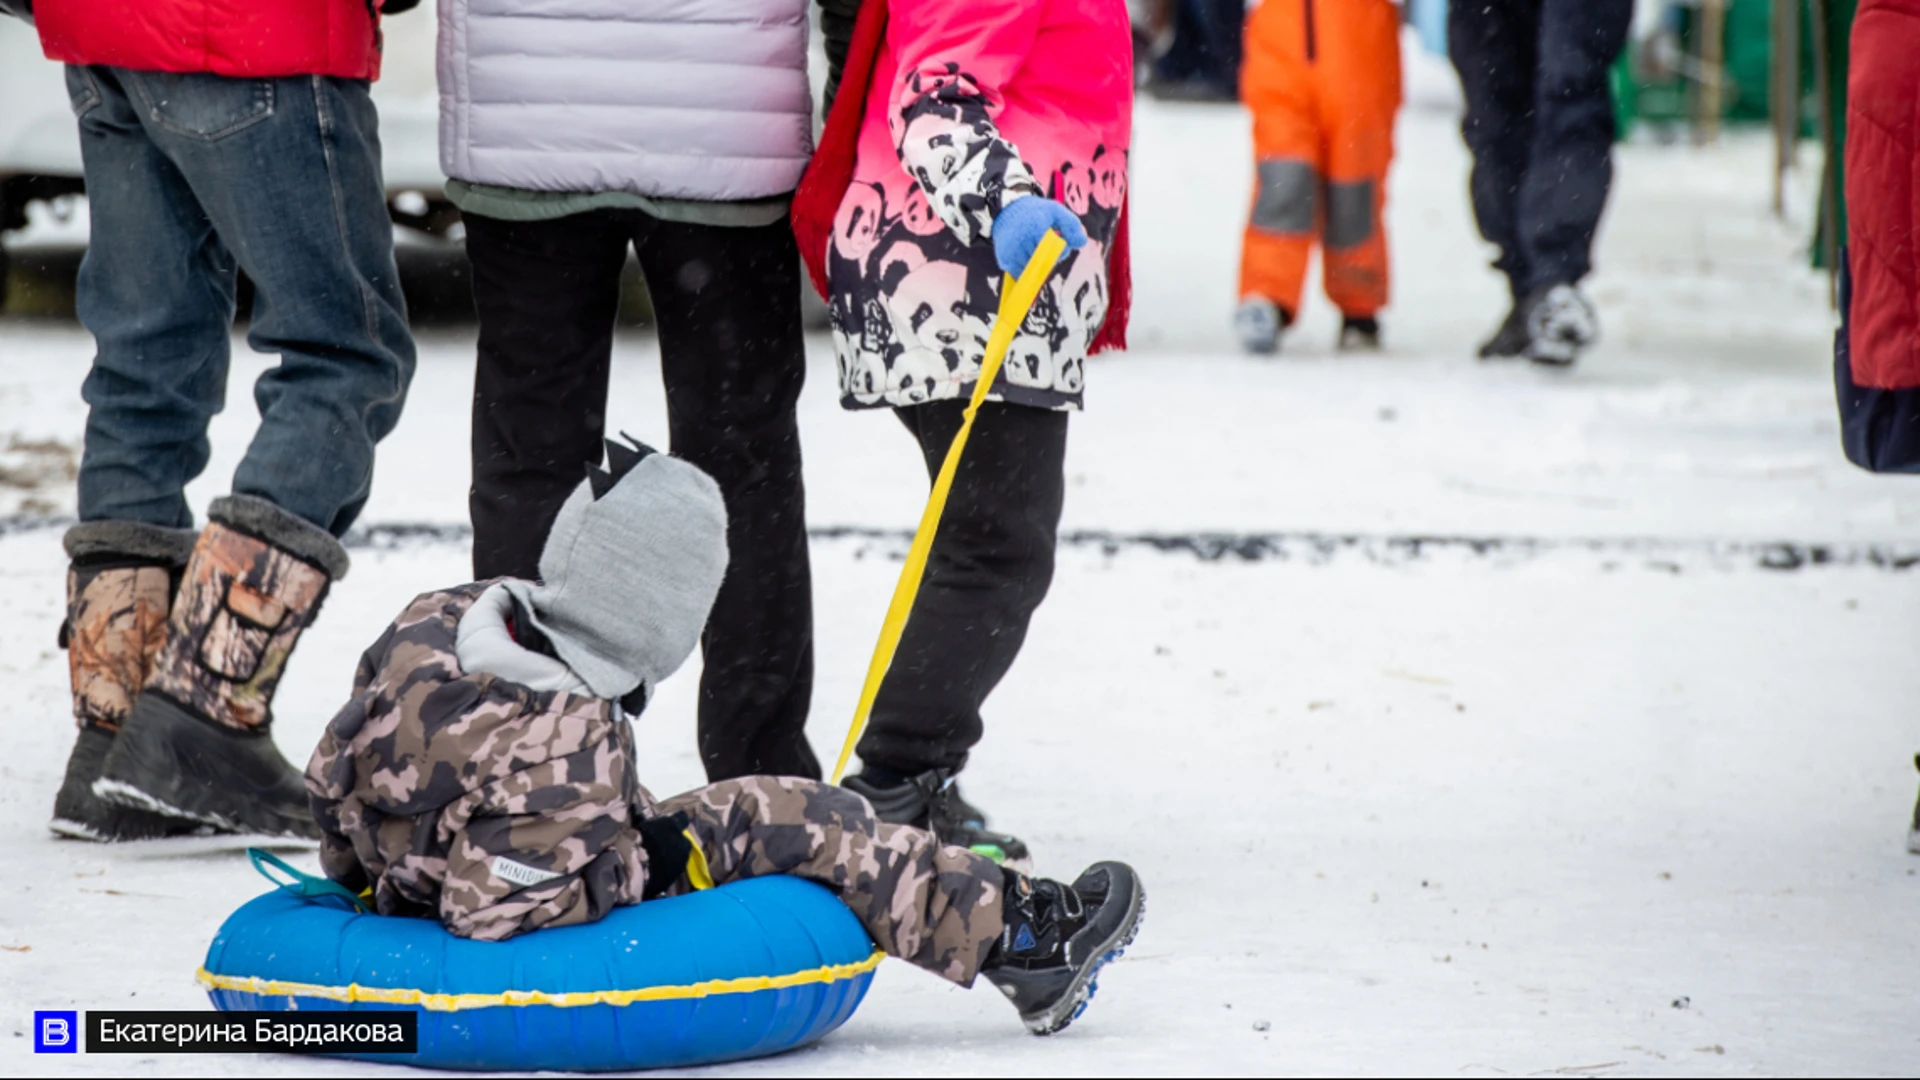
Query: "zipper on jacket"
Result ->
[[1303, 0, 1317, 62]]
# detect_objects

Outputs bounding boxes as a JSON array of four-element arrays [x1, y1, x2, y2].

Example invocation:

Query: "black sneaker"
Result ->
[[50, 726, 204, 843], [94, 693, 319, 839], [842, 768, 1032, 870], [982, 862, 1144, 1035], [1477, 303, 1531, 360], [1907, 755, 1920, 856]]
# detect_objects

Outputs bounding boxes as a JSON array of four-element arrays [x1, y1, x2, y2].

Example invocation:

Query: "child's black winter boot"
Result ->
[[982, 862, 1143, 1035]]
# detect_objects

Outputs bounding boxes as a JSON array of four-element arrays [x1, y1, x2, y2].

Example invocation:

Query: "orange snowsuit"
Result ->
[[1239, 0, 1402, 320]]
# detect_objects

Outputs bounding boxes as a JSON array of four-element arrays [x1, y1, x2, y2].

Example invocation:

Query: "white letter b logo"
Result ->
[[33, 1010, 78, 1053]]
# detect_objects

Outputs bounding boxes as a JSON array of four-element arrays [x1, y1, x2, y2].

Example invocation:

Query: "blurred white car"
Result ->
[[0, 9, 449, 240]]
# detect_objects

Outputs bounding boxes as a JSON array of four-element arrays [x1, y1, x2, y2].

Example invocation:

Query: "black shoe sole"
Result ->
[[1023, 870, 1146, 1036], [94, 694, 320, 840]]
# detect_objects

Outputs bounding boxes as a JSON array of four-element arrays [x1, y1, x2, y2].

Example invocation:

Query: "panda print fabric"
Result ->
[[826, 51, 1126, 412]]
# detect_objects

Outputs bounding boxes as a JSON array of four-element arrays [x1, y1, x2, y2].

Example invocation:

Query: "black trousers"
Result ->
[[1153, 0, 1246, 98], [464, 209, 818, 783], [1448, 0, 1632, 298], [857, 401, 1069, 775]]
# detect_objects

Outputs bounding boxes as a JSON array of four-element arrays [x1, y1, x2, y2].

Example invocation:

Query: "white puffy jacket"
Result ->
[[438, 0, 814, 200]]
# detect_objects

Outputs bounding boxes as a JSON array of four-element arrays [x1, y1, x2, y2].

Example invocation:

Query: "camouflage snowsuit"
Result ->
[[306, 583, 1005, 984]]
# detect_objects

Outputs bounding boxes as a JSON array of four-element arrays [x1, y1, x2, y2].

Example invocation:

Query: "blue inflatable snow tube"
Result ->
[[200, 876, 880, 1071]]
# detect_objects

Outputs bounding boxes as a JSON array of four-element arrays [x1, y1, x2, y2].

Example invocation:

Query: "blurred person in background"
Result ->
[[1828, 0, 1920, 850], [5, 0, 418, 841], [1141, 0, 1245, 102], [445, 0, 864, 785], [1235, 0, 1403, 355], [1449, 0, 1631, 367], [793, 0, 1132, 867]]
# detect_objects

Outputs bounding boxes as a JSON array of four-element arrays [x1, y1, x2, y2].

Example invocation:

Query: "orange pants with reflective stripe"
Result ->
[[1239, 0, 1402, 320]]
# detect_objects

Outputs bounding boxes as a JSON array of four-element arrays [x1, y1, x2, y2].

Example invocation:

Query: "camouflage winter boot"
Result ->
[[50, 521, 204, 842], [94, 495, 347, 839]]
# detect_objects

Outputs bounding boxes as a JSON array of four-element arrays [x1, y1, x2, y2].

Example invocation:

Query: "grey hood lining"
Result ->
[[63, 520, 199, 566]]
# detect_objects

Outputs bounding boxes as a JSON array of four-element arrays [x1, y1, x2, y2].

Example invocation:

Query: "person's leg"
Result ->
[[1153, 0, 1209, 86], [1319, 0, 1402, 324], [1238, 0, 1318, 336], [856, 401, 1068, 776], [464, 212, 629, 580], [631, 215, 818, 782], [1448, 0, 1542, 301], [54, 66, 242, 841], [655, 775, 1146, 1036], [1516, 0, 1633, 293], [89, 70, 409, 837], [115, 71, 415, 537], [1190, 0, 1247, 96], [655, 776, 1004, 985], [67, 66, 238, 531]]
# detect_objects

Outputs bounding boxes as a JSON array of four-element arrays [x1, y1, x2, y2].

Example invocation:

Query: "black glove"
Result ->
[[636, 812, 694, 901], [0, 0, 34, 24]]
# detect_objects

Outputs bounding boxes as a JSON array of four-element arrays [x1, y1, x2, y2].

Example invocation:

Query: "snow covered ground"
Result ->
[[5, 47, 1919, 1077]]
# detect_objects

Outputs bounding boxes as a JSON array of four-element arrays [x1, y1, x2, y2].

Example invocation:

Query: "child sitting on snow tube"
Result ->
[[302, 438, 1143, 1035]]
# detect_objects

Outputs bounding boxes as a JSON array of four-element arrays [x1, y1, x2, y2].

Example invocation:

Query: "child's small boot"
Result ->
[[1338, 315, 1382, 352], [51, 521, 204, 842], [982, 862, 1144, 1035], [94, 496, 346, 839], [1234, 296, 1288, 355], [1906, 754, 1920, 855]]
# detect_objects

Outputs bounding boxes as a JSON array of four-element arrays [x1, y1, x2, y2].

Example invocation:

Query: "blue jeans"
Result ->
[[66, 66, 415, 536]]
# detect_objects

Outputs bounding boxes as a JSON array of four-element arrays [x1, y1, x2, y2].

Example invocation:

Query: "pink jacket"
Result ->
[[806, 0, 1132, 412]]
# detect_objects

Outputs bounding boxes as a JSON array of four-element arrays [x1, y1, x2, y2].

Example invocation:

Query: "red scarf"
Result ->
[[790, 0, 1130, 354]]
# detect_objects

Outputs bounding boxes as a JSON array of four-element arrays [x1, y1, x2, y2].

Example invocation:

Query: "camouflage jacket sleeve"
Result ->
[[887, 0, 1045, 246], [306, 619, 401, 895]]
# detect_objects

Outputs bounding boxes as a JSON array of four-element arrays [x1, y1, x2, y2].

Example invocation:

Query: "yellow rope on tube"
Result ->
[[195, 948, 886, 1012], [829, 230, 1070, 784]]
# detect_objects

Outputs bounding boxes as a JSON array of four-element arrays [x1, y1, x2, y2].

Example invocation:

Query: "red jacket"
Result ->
[[1837, 0, 1920, 471], [36, 0, 383, 80]]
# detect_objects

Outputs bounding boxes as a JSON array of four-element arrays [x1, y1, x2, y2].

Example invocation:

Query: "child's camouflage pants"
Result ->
[[652, 775, 1005, 986]]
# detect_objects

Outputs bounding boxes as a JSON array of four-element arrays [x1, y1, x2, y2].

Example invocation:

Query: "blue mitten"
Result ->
[[991, 196, 1088, 275]]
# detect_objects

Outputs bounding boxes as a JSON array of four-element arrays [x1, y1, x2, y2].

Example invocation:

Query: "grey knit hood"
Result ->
[[502, 438, 729, 704]]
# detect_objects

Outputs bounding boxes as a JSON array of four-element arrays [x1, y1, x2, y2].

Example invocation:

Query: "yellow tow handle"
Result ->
[[829, 230, 1071, 784]]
